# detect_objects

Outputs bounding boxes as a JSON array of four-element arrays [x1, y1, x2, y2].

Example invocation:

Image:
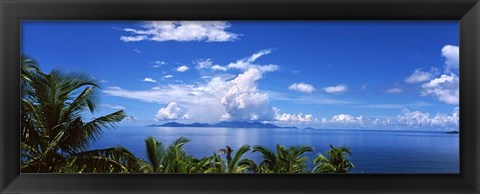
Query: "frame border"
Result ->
[[1, 0, 479, 193]]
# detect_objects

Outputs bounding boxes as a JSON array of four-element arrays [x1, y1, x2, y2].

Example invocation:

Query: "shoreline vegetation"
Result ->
[[20, 56, 354, 174]]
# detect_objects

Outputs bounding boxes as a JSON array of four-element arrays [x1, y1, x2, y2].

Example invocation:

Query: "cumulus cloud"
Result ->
[[164, 75, 173, 78], [220, 68, 275, 121], [405, 68, 436, 83], [397, 109, 431, 126], [142, 77, 157, 83], [176, 65, 189, 72], [420, 74, 459, 105], [405, 45, 459, 105], [227, 49, 279, 73], [323, 84, 348, 94], [370, 118, 392, 126], [104, 66, 277, 122], [441, 45, 459, 72], [288, 83, 315, 93], [329, 114, 363, 125], [155, 102, 188, 120], [385, 88, 402, 94], [273, 107, 315, 123], [120, 21, 239, 42], [430, 107, 459, 127], [397, 108, 458, 127], [317, 108, 458, 129]]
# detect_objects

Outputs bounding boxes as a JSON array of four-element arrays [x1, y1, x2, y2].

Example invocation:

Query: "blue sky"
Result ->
[[21, 21, 459, 130]]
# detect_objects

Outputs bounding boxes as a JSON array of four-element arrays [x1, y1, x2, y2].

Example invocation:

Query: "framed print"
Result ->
[[1, 0, 479, 193]]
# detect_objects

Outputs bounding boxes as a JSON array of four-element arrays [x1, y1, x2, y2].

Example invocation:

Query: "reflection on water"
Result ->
[[90, 126, 459, 173]]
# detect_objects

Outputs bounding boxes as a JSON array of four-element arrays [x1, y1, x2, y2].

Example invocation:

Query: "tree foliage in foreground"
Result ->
[[21, 55, 138, 173]]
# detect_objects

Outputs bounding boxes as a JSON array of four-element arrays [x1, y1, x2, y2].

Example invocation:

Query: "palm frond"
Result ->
[[71, 146, 139, 173], [144, 136, 165, 172]]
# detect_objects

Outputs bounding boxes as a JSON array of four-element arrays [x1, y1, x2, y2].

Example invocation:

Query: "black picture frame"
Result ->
[[1, 0, 479, 193]]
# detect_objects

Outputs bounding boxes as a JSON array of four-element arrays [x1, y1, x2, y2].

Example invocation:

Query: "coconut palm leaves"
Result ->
[[164, 137, 195, 173], [140, 136, 203, 173], [207, 145, 255, 173], [20, 56, 137, 173], [141, 136, 165, 172], [253, 144, 313, 173], [312, 145, 354, 173]]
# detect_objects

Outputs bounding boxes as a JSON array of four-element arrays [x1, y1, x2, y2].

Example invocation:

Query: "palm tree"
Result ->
[[20, 56, 138, 173], [140, 136, 201, 173], [163, 137, 195, 173], [312, 144, 354, 173], [253, 144, 313, 173], [138, 136, 165, 173], [206, 145, 256, 173], [252, 145, 278, 173]]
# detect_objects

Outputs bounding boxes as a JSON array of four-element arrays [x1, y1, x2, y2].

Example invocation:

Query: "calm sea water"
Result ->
[[89, 126, 459, 173]]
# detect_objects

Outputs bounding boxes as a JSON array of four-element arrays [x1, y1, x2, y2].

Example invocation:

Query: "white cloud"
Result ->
[[104, 67, 277, 122], [134, 49, 141, 54], [211, 65, 228, 71], [176, 65, 189, 72], [152, 60, 167, 68], [397, 108, 458, 127], [121, 36, 147, 42], [220, 68, 275, 121], [441, 45, 459, 72], [101, 104, 125, 110], [385, 87, 402, 94], [142, 77, 157, 83], [120, 21, 239, 42], [420, 74, 459, 105], [155, 102, 188, 120], [288, 83, 315, 93], [323, 84, 348, 94], [405, 68, 435, 83], [397, 109, 431, 126], [248, 49, 271, 62], [430, 107, 459, 127], [273, 107, 315, 123], [370, 118, 392, 126], [329, 114, 363, 125], [164, 75, 173, 78], [406, 46, 459, 105], [195, 59, 214, 69], [227, 49, 279, 73]]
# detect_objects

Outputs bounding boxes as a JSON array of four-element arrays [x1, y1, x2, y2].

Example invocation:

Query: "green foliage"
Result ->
[[253, 144, 313, 173], [20, 56, 136, 173], [312, 145, 355, 173]]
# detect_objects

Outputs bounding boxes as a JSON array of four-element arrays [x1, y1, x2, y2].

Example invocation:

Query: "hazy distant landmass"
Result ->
[[147, 121, 289, 129], [445, 130, 459, 134]]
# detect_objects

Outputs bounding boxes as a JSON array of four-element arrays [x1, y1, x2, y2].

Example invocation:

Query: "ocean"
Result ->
[[89, 126, 459, 173]]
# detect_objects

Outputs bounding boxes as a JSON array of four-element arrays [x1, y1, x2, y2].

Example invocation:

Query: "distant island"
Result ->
[[147, 121, 295, 129], [445, 131, 459, 134]]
